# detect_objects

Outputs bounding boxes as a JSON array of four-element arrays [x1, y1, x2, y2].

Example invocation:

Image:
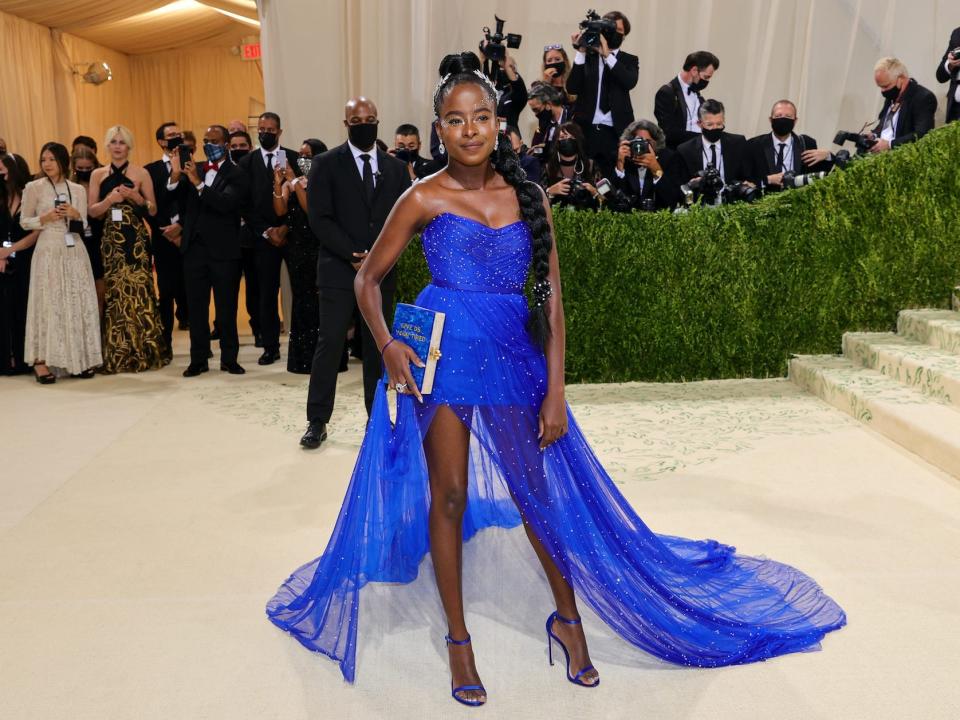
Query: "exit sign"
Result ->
[[241, 42, 261, 60]]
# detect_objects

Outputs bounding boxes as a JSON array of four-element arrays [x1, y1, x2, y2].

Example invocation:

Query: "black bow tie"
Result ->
[[687, 87, 697, 95]]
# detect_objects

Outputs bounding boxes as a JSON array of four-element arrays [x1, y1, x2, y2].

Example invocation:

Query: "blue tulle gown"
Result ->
[[266, 212, 846, 682]]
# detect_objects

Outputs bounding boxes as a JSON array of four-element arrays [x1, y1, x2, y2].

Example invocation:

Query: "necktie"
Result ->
[[360, 154, 374, 203], [710, 144, 717, 169], [776, 143, 786, 173], [265, 152, 274, 172], [598, 60, 611, 114]]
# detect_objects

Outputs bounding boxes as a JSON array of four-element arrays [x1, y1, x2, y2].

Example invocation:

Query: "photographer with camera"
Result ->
[[654, 51, 720, 150], [612, 120, 683, 211], [746, 100, 833, 193], [936, 28, 960, 124], [677, 100, 750, 184], [866, 57, 937, 153], [543, 122, 604, 210], [528, 85, 570, 159], [538, 43, 575, 108], [567, 10, 639, 178], [479, 17, 528, 130]]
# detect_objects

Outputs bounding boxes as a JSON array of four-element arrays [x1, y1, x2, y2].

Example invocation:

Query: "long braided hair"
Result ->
[[433, 55, 554, 348]]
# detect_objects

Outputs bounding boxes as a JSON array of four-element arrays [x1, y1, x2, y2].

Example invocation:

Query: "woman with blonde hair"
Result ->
[[88, 125, 168, 372]]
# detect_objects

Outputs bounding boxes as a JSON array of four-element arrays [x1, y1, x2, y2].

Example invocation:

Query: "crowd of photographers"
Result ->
[[461, 9, 953, 212]]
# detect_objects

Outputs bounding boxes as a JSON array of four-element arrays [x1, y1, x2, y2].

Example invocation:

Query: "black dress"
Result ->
[[98, 164, 169, 372], [0, 205, 33, 374], [283, 190, 319, 374]]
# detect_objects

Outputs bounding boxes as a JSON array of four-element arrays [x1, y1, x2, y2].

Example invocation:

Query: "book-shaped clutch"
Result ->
[[391, 303, 445, 394]]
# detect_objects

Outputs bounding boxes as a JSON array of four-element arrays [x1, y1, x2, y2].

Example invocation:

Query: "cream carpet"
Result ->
[[2, 331, 959, 720]]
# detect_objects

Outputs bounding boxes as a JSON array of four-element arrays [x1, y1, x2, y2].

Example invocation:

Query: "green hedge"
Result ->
[[397, 123, 960, 383]]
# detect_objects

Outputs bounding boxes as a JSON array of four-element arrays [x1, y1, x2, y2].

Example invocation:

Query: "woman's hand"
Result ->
[[107, 187, 125, 205], [383, 339, 425, 403], [548, 179, 571, 197], [60, 203, 82, 221], [582, 182, 599, 198], [538, 389, 567, 450], [0, 246, 11, 260]]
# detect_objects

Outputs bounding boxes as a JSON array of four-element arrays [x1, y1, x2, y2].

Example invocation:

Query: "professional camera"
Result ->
[[832, 149, 853, 169], [687, 165, 725, 198], [781, 170, 829, 188], [723, 181, 758, 203], [481, 15, 522, 62], [834, 130, 876, 154], [578, 9, 618, 51], [567, 176, 597, 208], [629, 137, 650, 157]]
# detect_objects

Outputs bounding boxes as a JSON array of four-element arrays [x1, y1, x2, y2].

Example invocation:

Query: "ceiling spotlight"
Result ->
[[78, 62, 113, 85]]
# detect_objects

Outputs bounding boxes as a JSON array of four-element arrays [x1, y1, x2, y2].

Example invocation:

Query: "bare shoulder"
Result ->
[[400, 172, 450, 229], [91, 166, 109, 180]]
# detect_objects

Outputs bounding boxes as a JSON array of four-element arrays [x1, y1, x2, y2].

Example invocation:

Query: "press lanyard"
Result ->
[[46, 176, 72, 205]]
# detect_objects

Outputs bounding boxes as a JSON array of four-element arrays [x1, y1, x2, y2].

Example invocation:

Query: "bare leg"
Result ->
[[423, 405, 486, 704], [522, 520, 599, 685]]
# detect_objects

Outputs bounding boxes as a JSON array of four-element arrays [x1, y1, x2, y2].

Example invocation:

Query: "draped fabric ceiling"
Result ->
[[0, 0, 263, 166]]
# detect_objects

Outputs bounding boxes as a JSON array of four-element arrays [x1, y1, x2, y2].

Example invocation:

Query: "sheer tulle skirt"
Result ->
[[266, 285, 845, 682]]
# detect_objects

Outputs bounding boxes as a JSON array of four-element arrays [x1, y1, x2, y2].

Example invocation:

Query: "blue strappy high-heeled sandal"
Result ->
[[545, 612, 600, 687], [445, 633, 487, 707]]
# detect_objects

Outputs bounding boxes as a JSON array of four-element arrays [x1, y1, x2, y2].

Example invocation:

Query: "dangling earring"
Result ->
[[494, 136, 499, 151], [438, 140, 446, 155]]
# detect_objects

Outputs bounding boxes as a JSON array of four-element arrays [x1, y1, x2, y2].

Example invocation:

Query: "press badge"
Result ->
[[111, 208, 123, 222], [64, 233, 77, 248]]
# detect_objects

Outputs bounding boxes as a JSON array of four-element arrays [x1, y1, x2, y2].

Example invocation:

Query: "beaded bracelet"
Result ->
[[380, 337, 396, 354]]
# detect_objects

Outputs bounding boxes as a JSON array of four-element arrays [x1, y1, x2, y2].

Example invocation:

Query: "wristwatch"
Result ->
[[652, 168, 664, 180]]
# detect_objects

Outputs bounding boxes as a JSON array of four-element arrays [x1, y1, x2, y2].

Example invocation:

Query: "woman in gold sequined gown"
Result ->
[[88, 126, 169, 373]]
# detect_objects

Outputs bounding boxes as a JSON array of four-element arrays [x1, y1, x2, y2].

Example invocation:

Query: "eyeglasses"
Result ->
[[543, 43, 563, 52]]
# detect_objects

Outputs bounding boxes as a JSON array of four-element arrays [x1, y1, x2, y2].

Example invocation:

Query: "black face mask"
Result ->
[[536, 108, 553, 123], [166, 136, 182, 151], [545, 61, 566, 76], [230, 149, 250, 162], [881, 84, 901, 102], [770, 117, 796, 137], [74, 169, 92, 183], [691, 77, 710, 93], [607, 32, 624, 50], [701, 127, 724, 143], [258, 131, 279, 150], [394, 148, 418, 163], [348, 122, 378, 151], [557, 138, 578, 157]]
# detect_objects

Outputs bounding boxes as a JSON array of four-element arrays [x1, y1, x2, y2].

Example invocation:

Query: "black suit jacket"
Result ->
[[170, 159, 243, 260], [872, 79, 937, 148], [612, 147, 684, 210], [745, 132, 832, 188], [654, 77, 702, 149], [236, 146, 301, 239], [144, 157, 180, 243], [936, 27, 960, 122], [307, 143, 412, 291], [676, 132, 751, 185], [566, 50, 639, 134]]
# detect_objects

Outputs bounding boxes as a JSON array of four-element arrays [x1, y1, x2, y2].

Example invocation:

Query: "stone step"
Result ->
[[842, 332, 960, 408], [789, 355, 960, 479], [897, 309, 960, 355]]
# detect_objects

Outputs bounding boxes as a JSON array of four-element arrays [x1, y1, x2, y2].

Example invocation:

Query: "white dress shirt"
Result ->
[[944, 58, 960, 102], [348, 140, 379, 186], [574, 49, 620, 126], [678, 74, 702, 133], [880, 106, 901, 143], [770, 133, 794, 173], [700, 136, 726, 182]]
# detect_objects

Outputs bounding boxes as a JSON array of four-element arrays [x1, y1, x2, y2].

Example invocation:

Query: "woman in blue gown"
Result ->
[[266, 58, 846, 707]]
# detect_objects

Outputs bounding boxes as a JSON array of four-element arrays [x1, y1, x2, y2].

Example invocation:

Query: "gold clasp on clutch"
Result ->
[[429, 347, 442, 361]]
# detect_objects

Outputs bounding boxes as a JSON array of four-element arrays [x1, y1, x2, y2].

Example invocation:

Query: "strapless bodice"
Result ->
[[420, 212, 531, 294]]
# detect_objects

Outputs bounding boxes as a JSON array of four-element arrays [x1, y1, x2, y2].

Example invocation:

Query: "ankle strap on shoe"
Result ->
[[445, 633, 472, 645], [554, 612, 582, 625]]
